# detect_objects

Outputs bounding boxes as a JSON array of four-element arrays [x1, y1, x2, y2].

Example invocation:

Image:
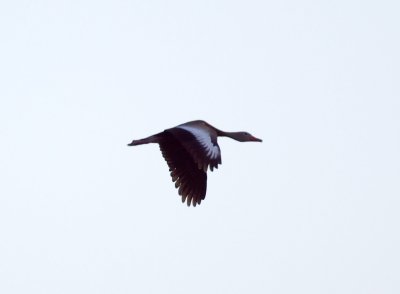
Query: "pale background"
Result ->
[[1, 1, 399, 293]]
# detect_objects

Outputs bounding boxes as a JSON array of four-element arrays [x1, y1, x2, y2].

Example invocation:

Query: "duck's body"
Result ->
[[128, 120, 262, 206]]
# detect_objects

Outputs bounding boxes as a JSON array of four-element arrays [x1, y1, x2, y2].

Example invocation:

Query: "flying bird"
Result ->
[[128, 120, 262, 206]]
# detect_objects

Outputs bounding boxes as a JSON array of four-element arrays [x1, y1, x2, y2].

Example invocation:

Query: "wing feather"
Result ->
[[159, 131, 207, 207], [167, 126, 222, 172]]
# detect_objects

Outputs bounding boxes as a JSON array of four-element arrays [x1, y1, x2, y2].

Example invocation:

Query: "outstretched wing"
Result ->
[[159, 131, 207, 207], [167, 126, 222, 172]]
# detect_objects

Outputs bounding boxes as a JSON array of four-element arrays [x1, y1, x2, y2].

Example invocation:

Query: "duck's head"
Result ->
[[228, 131, 262, 142]]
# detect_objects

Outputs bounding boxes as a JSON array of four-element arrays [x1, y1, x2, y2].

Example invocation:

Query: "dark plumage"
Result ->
[[128, 120, 262, 206]]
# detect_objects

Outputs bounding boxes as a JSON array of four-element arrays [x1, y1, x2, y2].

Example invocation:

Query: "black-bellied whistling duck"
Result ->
[[128, 120, 262, 207]]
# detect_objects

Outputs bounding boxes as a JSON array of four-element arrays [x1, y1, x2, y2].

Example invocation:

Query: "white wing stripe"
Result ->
[[177, 125, 220, 159]]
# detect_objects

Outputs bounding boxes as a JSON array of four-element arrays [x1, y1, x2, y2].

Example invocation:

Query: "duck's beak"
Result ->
[[251, 136, 262, 142]]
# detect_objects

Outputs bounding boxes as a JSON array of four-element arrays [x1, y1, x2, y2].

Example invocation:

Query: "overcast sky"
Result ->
[[1, 1, 399, 293]]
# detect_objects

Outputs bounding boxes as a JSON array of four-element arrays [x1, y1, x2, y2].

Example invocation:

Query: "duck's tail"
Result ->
[[127, 134, 160, 146]]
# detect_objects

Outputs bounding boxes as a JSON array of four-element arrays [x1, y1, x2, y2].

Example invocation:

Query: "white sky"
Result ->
[[1, 0, 399, 293]]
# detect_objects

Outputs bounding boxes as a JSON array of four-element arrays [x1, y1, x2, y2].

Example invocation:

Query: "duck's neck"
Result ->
[[217, 130, 242, 141]]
